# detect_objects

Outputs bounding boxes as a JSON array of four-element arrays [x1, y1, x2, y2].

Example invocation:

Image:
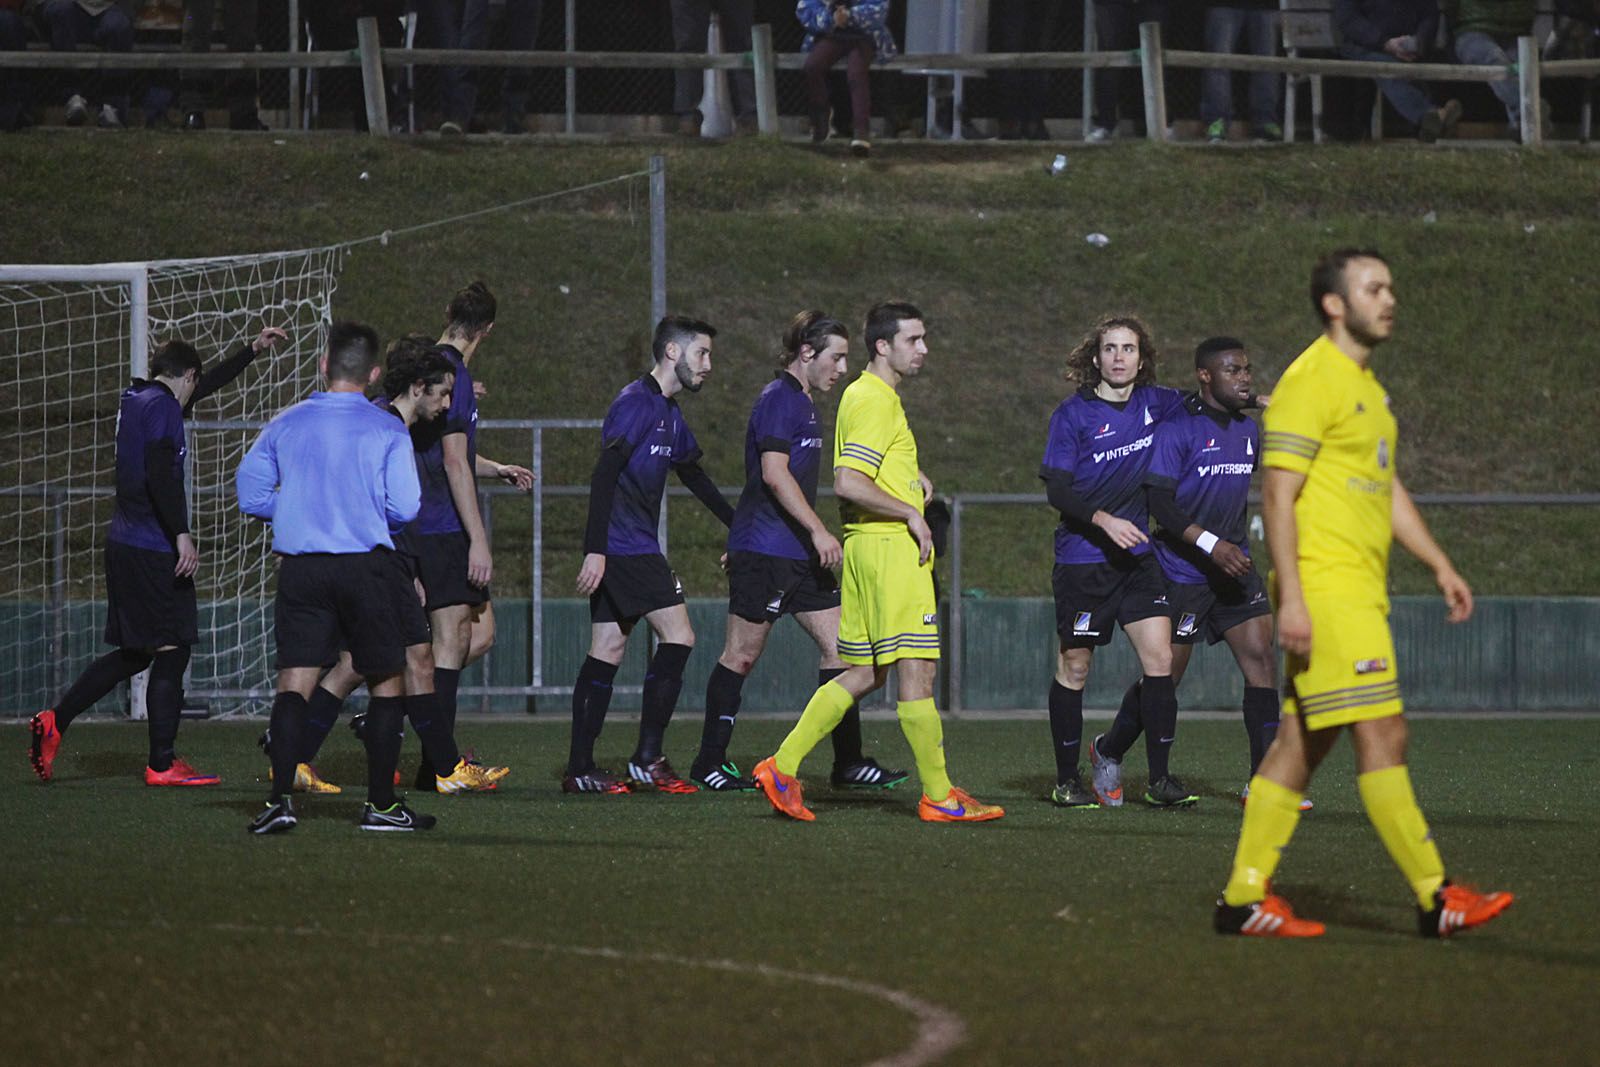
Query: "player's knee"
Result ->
[[721, 651, 757, 675]]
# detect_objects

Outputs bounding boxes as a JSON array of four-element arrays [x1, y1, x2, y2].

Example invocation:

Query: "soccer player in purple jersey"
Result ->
[[29, 326, 287, 787], [688, 311, 908, 792], [1143, 337, 1304, 808], [1040, 315, 1194, 809], [409, 282, 531, 789], [567, 315, 736, 794]]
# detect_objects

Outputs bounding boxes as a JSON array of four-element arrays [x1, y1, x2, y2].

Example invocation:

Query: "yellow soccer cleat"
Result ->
[[293, 763, 342, 795], [436, 758, 508, 794]]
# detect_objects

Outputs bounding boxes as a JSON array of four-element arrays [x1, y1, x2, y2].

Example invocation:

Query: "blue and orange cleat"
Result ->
[[752, 756, 814, 821], [29, 709, 61, 782], [145, 758, 221, 787], [1419, 882, 1513, 938], [918, 785, 1005, 823]]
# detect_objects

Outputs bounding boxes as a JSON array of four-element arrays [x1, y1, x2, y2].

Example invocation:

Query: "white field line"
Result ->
[[28, 916, 967, 1067]]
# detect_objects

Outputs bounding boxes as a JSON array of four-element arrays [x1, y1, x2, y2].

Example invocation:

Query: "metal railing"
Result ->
[[7, 17, 1597, 145]]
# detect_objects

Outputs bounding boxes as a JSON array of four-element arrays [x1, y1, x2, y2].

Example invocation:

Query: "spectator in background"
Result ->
[[471, 0, 544, 134], [1, 0, 30, 131], [1335, 0, 1462, 142], [1445, 0, 1538, 137], [671, 0, 755, 137], [991, 0, 1066, 140], [42, 0, 133, 128], [1089, 0, 1168, 141], [304, 0, 406, 131], [798, 0, 897, 156], [1201, 0, 1283, 143], [181, 0, 266, 131]]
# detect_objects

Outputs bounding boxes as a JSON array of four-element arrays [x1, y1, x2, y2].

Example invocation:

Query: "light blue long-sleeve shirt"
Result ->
[[236, 391, 420, 555]]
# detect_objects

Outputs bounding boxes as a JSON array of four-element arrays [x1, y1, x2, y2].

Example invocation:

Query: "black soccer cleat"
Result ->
[[830, 758, 909, 790], [561, 768, 633, 795], [359, 800, 437, 832], [348, 712, 368, 742], [248, 796, 297, 835], [1050, 774, 1100, 809], [1144, 775, 1200, 807], [256, 728, 273, 760], [690, 759, 757, 792]]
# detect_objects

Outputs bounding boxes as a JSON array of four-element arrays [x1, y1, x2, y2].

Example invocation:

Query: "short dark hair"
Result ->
[[651, 314, 716, 363], [864, 301, 923, 359], [150, 339, 202, 380], [325, 320, 381, 385], [383, 334, 454, 398], [780, 310, 848, 367], [1064, 314, 1159, 388], [1195, 336, 1245, 369], [445, 280, 496, 335], [1310, 248, 1388, 324]]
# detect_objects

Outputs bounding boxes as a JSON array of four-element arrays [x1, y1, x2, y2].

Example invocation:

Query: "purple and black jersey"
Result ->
[[602, 375, 702, 556], [108, 380, 187, 553], [1146, 394, 1258, 584], [412, 343, 476, 536], [728, 373, 824, 561], [1040, 384, 1185, 565]]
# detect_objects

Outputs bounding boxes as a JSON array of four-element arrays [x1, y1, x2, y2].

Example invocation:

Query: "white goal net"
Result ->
[[0, 250, 342, 719]]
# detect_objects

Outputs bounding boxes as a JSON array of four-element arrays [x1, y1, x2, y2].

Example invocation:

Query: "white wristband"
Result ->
[[1195, 531, 1220, 555]]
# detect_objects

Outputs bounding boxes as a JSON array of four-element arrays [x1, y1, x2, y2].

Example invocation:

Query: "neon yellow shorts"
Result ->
[[836, 531, 939, 666], [1283, 593, 1402, 730]]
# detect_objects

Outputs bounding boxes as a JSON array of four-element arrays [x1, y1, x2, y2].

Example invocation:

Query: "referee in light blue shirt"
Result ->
[[236, 322, 428, 835]]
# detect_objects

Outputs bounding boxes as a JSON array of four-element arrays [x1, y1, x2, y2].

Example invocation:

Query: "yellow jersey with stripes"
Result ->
[[833, 370, 924, 537], [1262, 335, 1398, 605]]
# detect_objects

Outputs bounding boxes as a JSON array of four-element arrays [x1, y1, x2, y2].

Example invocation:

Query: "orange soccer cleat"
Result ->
[[1214, 894, 1326, 938], [752, 756, 814, 821], [1419, 882, 1514, 939], [918, 786, 1005, 823]]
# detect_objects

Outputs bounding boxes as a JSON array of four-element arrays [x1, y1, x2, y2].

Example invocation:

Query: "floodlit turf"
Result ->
[[4, 715, 1596, 1066]]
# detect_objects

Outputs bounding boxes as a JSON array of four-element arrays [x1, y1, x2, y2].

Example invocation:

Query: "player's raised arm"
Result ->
[[187, 326, 287, 414], [1391, 475, 1473, 623]]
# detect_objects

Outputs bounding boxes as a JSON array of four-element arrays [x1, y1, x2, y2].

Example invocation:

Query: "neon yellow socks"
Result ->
[[1222, 775, 1305, 907], [1358, 765, 1445, 908], [895, 698, 952, 803], [774, 680, 855, 776]]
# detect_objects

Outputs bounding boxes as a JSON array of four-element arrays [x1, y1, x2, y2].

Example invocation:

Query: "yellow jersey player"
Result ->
[[752, 302, 1003, 824], [1214, 249, 1513, 938]]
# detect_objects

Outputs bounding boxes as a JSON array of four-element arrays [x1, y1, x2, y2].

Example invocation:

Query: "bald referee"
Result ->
[[236, 322, 430, 834]]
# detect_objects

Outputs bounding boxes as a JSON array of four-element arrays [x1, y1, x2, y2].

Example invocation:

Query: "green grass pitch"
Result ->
[[4, 715, 1597, 1066]]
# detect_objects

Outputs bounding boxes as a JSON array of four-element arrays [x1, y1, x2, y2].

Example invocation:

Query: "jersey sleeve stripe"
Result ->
[[1262, 431, 1321, 458], [838, 444, 884, 470], [839, 441, 885, 462]]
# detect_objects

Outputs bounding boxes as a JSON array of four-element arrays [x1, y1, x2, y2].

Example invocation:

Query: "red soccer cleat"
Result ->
[[1420, 882, 1514, 938], [1214, 894, 1326, 938], [144, 758, 221, 787], [29, 709, 61, 782]]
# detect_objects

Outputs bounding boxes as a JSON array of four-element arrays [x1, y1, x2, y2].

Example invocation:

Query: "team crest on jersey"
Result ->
[[1377, 438, 1389, 469], [1093, 422, 1115, 439], [1354, 657, 1389, 674], [1246, 438, 1253, 455], [1175, 612, 1198, 637], [1143, 407, 1153, 425], [1073, 611, 1094, 633], [1355, 402, 1365, 414]]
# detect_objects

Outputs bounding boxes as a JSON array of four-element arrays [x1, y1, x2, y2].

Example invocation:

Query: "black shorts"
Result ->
[[1168, 567, 1271, 645], [590, 553, 684, 625], [386, 550, 433, 648], [274, 550, 407, 676], [103, 540, 198, 649], [412, 530, 489, 611], [1053, 553, 1171, 648], [726, 550, 840, 623]]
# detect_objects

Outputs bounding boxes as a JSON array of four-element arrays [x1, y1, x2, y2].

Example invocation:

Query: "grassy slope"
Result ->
[[3, 717, 1598, 1066], [4, 134, 1598, 597]]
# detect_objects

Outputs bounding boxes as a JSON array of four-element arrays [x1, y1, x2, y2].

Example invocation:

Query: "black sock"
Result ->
[[1140, 674, 1178, 783], [634, 642, 692, 763], [267, 691, 307, 801], [144, 646, 190, 771], [823, 667, 865, 767], [1242, 686, 1280, 777], [420, 666, 461, 780], [697, 662, 746, 770], [53, 648, 152, 730], [1048, 681, 1084, 783], [568, 656, 619, 775], [297, 685, 346, 764], [363, 695, 405, 807], [1100, 680, 1144, 760], [405, 690, 460, 775]]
